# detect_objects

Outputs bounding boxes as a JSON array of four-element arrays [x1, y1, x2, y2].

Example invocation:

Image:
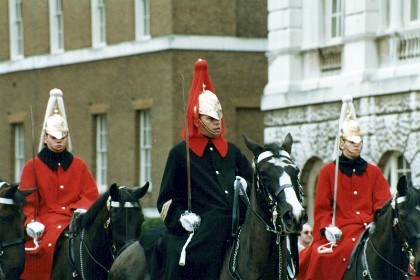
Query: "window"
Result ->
[[9, 0, 24, 59], [383, 152, 411, 194], [14, 124, 25, 182], [326, 0, 344, 41], [96, 115, 107, 193], [49, 0, 64, 53], [135, 0, 151, 40], [91, 0, 106, 47], [139, 110, 152, 190], [411, 0, 420, 21]]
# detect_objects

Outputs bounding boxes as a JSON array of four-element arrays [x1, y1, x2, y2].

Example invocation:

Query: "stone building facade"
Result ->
[[0, 0, 267, 215], [264, 0, 420, 223]]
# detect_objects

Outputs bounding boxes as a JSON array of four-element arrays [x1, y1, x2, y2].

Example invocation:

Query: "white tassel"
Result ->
[[332, 95, 356, 159], [179, 232, 194, 266], [317, 242, 335, 254], [25, 237, 40, 252]]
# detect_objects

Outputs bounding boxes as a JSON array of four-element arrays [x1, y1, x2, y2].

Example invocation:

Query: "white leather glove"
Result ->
[[235, 176, 247, 194], [26, 221, 45, 240], [324, 225, 342, 243], [179, 212, 201, 232]]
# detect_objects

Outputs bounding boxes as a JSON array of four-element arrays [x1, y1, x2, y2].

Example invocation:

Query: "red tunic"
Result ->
[[298, 161, 391, 280], [19, 150, 99, 280]]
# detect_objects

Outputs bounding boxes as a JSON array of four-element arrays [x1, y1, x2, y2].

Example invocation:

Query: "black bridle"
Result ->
[[228, 151, 303, 280], [69, 193, 141, 279], [361, 194, 419, 279]]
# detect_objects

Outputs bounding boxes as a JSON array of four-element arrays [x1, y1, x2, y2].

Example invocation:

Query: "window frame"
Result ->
[[8, 0, 24, 60], [96, 114, 108, 193], [135, 0, 151, 40], [14, 123, 25, 183], [91, 0, 106, 47], [325, 0, 344, 44], [383, 152, 411, 194], [139, 110, 152, 191], [49, 0, 65, 53]]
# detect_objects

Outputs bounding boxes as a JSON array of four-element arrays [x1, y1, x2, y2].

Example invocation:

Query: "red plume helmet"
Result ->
[[182, 59, 227, 157]]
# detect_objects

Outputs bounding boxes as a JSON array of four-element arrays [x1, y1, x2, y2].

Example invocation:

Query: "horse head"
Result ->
[[0, 181, 36, 280], [243, 133, 307, 234], [395, 175, 420, 276], [106, 182, 149, 253]]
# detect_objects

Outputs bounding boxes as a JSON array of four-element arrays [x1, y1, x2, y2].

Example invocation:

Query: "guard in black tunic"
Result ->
[[156, 59, 253, 280]]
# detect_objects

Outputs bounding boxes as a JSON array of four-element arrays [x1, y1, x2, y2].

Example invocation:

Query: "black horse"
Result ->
[[342, 175, 420, 279], [0, 181, 36, 280], [108, 133, 307, 280], [51, 182, 149, 280]]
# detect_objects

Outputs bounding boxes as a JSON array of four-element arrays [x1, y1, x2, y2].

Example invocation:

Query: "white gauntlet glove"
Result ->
[[324, 225, 342, 243], [26, 221, 45, 240], [25, 221, 45, 252], [179, 212, 201, 232], [235, 176, 247, 195]]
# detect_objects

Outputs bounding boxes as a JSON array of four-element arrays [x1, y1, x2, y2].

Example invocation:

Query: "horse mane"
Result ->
[[373, 200, 390, 222], [78, 190, 109, 229]]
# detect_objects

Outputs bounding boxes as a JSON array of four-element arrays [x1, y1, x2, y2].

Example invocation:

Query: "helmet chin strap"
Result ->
[[342, 141, 361, 159], [199, 119, 219, 137]]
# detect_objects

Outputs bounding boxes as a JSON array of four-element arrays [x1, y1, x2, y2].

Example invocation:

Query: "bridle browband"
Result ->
[[228, 150, 302, 280], [70, 190, 139, 279], [361, 194, 418, 279]]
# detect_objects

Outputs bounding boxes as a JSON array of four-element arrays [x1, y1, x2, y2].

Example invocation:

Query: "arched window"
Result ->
[[383, 152, 411, 194]]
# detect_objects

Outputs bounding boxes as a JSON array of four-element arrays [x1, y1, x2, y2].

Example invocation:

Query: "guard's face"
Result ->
[[195, 114, 221, 138], [340, 138, 363, 159], [44, 133, 67, 153]]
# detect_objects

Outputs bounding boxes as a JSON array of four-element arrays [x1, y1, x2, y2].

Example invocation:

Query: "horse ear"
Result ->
[[243, 135, 264, 157], [396, 175, 408, 196], [5, 184, 18, 198], [20, 186, 39, 197], [109, 183, 119, 201], [135, 182, 149, 199], [282, 133, 293, 155]]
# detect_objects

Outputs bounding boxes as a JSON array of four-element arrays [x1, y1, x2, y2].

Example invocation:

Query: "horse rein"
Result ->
[[228, 152, 301, 280], [362, 194, 417, 279], [70, 194, 139, 279], [0, 188, 26, 258]]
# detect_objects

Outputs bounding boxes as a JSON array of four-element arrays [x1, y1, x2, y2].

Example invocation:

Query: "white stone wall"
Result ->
[[264, 0, 420, 186]]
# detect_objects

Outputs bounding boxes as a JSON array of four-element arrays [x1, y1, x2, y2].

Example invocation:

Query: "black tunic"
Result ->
[[157, 140, 253, 280]]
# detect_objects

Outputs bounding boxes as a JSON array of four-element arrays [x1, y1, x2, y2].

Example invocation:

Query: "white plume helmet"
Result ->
[[332, 95, 362, 159], [38, 88, 72, 152]]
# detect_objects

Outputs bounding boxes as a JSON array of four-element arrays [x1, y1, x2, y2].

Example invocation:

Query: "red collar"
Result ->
[[186, 134, 228, 157]]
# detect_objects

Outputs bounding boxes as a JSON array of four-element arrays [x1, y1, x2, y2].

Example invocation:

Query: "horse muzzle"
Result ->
[[281, 208, 308, 233]]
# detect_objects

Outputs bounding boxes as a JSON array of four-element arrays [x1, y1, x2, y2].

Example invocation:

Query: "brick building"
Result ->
[[0, 0, 267, 215]]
